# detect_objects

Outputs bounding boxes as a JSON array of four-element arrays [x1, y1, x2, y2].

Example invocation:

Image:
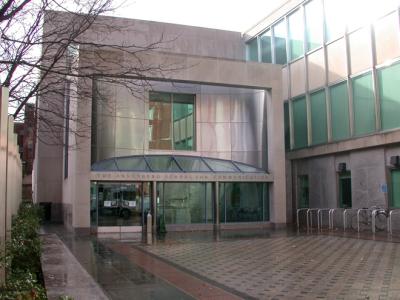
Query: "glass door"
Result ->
[[391, 170, 400, 208], [339, 172, 352, 208], [90, 182, 152, 232]]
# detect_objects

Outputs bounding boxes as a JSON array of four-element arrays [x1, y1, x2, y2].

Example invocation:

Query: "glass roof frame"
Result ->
[[91, 154, 266, 174]]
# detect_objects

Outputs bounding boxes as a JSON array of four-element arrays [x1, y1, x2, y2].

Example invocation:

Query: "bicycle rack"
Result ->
[[372, 208, 387, 233], [317, 208, 331, 230], [296, 208, 309, 230], [307, 208, 319, 230], [343, 209, 357, 230], [357, 208, 371, 232], [329, 208, 343, 229], [389, 209, 400, 234]]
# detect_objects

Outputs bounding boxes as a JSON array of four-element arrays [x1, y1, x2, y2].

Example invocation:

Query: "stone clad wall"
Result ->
[[0, 86, 23, 283]]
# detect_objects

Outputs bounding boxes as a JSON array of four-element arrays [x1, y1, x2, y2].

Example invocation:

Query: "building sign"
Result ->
[[90, 171, 273, 182]]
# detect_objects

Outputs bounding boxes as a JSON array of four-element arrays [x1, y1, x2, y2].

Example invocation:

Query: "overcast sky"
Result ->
[[111, 0, 288, 32]]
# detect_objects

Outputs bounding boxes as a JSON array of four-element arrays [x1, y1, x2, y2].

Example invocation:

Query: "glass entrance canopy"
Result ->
[[91, 155, 266, 174]]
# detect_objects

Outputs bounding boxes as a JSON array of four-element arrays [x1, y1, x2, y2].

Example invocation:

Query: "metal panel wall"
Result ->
[[92, 81, 267, 169]]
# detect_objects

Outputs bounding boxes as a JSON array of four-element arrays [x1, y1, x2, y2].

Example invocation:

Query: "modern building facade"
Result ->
[[35, 0, 400, 234], [34, 10, 285, 233], [244, 0, 400, 224]]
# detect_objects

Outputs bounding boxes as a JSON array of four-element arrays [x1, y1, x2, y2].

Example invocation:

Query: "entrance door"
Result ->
[[339, 172, 352, 208], [298, 175, 309, 208], [91, 182, 151, 233], [391, 170, 400, 208]]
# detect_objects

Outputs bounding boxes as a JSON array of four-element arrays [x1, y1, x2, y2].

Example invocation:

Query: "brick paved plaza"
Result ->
[[132, 233, 400, 299], [45, 226, 400, 299]]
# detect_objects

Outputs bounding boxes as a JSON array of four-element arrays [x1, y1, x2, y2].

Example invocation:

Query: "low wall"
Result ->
[[0, 87, 23, 283]]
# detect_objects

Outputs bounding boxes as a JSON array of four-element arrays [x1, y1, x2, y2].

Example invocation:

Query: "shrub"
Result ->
[[0, 201, 47, 299]]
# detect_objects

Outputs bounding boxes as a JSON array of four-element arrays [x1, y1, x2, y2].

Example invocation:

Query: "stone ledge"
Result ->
[[40, 234, 109, 300]]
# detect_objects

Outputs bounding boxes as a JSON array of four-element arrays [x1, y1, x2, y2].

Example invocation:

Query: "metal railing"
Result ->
[[307, 208, 319, 229], [297, 206, 400, 234], [343, 208, 357, 230], [389, 209, 400, 234], [328, 208, 344, 229], [356, 208, 371, 232], [296, 208, 309, 230], [317, 208, 331, 230]]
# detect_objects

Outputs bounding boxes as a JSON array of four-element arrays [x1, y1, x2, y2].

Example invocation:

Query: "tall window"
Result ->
[[305, 0, 323, 51], [273, 19, 287, 64], [352, 72, 376, 136], [64, 82, 71, 178], [247, 38, 258, 61], [148, 92, 195, 150], [310, 89, 327, 145], [260, 29, 272, 63], [324, 0, 346, 41], [330, 82, 350, 141], [378, 62, 400, 131], [288, 9, 304, 61], [292, 95, 308, 149]]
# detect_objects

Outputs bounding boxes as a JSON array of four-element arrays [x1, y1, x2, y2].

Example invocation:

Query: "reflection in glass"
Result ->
[[149, 92, 194, 151], [157, 182, 213, 224], [330, 82, 350, 141], [247, 38, 258, 61], [310, 89, 327, 145], [288, 9, 304, 61], [352, 72, 376, 136], [234, 162, 264, 173], [115, 156, 150, 171], [173, 94, 194, 150], [292, 96, 308, 149], [378, 62, 400, 131], [91, 182, 151, 227], [260, 29, 272, 63], [219, 182, 269, 222], [203, 158, 239, 172], [174, 156, 211, 172], [91, 159, 118, 171], [273, 19, 287, 64], [149, 92, 172, 150], [146, 156, 180, 172], [305, 0, 323, 51], [324, 0, 345, 41]]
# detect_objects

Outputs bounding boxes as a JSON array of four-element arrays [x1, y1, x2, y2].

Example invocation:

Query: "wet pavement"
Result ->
[[43, 225, 400, 299]]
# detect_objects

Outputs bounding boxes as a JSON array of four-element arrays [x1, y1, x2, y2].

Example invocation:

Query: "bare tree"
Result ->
[[0, 0, 177, 146]]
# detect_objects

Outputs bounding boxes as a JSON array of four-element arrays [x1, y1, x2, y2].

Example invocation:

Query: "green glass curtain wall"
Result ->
[[157, 182, 213, 224], [288, 9, 304, 61], [284, 102, 290, 150], [378, 62, 400, 131], [219, 182, 269, 223], [352, 72, 376, 136], [247, 38, 258, 61], [273, 20, 287, 64], [292, 96, 308, 149], [310, 90, 327, 145], [260, 30, 272, 63], [330, 82, 350, 141]]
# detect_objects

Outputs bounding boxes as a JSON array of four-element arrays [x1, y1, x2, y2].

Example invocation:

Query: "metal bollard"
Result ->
[[147, 211, 152, 235]]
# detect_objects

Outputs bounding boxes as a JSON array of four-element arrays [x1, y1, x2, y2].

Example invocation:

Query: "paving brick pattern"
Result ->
[[138, 236, 400, 299]]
